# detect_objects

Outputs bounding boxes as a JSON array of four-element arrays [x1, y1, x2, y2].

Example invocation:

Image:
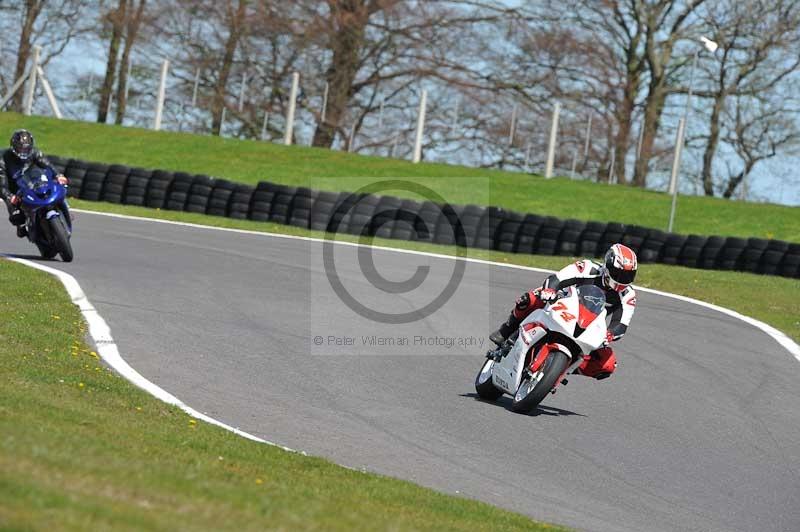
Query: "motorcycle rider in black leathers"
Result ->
[[0, 130, 68, 238]]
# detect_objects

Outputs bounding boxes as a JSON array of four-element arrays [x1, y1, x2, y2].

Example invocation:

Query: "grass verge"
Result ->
[[0, 259, 562, 531], [68, 198, 800, 343], [2, 112, 798, 242]]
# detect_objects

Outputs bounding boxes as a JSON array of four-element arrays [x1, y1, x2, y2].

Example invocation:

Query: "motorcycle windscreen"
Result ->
[[573, 284, 606, 337]]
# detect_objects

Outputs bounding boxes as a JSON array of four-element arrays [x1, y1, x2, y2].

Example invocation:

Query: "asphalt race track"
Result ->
[[3, 211, 799, 532]]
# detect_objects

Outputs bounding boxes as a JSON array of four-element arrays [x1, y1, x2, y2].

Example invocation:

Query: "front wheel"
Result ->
[[474, 359, 503, 400], [511, 350, 570, 414], [49, 215, 73, 262]]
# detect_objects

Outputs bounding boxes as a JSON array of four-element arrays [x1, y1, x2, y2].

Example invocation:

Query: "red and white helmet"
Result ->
[[602, 243, 638, 292]]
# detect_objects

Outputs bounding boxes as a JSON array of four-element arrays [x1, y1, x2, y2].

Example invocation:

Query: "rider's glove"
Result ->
[[514, 292, 531, 311], [56, 174, 68, 186], [603, 331, 614, 347], [539, 288, 558, 303]]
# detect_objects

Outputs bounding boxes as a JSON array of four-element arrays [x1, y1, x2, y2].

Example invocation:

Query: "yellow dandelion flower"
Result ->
[[255, 478, 263, 485], [52, 315, 61, 320], [136, 407, 142, 411], [189, 419, 197, 426], [78, 382, 85, 388]]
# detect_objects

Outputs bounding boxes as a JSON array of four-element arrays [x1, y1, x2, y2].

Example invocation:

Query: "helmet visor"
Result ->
[[13, 140, 33, 160], [610, 267, 636, 285]]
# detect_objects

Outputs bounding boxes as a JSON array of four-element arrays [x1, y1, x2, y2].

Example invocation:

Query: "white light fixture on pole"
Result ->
[[667, 36, 717, 232]]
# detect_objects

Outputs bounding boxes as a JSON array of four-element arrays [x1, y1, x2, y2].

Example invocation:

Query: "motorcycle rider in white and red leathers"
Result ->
[[489, 243, 638, 380]]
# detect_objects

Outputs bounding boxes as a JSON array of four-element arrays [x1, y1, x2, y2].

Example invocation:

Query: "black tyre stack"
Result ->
[[146, 170, 173, 209], [102, 165, 130, 204], [206, 179, 235, 217], [81, 162, 109, 201], [124, 168, 152, 206], [43, 153, 800, 280], [186, 175, 214, 214], [64, 159, 89, 197]]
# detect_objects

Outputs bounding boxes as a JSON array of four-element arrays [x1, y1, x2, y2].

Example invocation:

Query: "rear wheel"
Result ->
[[49, 216, 73, 262], [474, 359, 503, 400], [511, 350, 570, 414]]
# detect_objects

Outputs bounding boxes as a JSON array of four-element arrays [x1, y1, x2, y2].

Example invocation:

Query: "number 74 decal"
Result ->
[[551, 302, 576, 322]]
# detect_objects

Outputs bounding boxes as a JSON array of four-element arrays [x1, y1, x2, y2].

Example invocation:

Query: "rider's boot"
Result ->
[[16, 224, 27, 238], [489, 313, 519, 346]]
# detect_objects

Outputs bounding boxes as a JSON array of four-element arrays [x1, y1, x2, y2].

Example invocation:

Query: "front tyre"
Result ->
[[49, 216, 73, 262], [474, 359, 504, 400], [511, 350, 570, 414]]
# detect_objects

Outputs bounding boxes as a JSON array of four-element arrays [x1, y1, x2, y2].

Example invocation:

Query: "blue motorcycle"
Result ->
[[13, 166, 74, 262]]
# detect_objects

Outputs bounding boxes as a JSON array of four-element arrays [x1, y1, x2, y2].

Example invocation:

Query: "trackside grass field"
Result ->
[[69, 199, 800, 343], [0, 260, 562, 531], [2, 112, 798, 243]]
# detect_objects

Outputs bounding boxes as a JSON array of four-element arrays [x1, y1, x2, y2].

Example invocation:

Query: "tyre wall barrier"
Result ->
[[49, 155, 799, 279]]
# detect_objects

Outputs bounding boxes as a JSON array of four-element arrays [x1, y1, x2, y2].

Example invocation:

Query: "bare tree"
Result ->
[[114, 0, 148, 124], [691, 0, 800, 196], [98, 0, 126, 123], [632, 0, 707, 187]]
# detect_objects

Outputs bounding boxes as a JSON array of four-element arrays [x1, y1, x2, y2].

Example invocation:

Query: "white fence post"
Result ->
[[451, 96, 461, 134], [36, 66, 62, 119], [412, 89, 427, 163], [321, 82, 328, 123], [238, 71, 247, 112], [570, 149, 578, 178], [667, 117, 686, 232], [191, 68, 200, 107], [220, 107, 227, 136], [23, 45, 41, 116], [1, 68, 33, 111], [284, 72, 299, 145], [544, 101, 561, 178], [348, 123, 356, 152], [153, 59, 169, 130], [582, 112, 593, 161], [508, 105, 518, 145], [261, 110, 269, 140], [124, 59, 133, 103], [524, 142, 533, 172], [608, 147, 616, 184]]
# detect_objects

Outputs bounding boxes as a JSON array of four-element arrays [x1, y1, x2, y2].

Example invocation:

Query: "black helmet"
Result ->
[[11, 129, 35, 161]]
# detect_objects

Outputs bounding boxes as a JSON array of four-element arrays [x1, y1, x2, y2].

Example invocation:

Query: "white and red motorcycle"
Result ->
[[475, 284, 608, 414]]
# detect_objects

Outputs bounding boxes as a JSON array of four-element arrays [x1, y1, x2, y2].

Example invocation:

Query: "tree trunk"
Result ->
[[700, 94, 724, 196], [115, 0, 147, 125], [11, 1, 44, 112], [312, 1, 369, 148], [212, 0, 246, 136], [98, 0, 127, 123], [632, 79, 667, 187], [612, 76, 639, 185]]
